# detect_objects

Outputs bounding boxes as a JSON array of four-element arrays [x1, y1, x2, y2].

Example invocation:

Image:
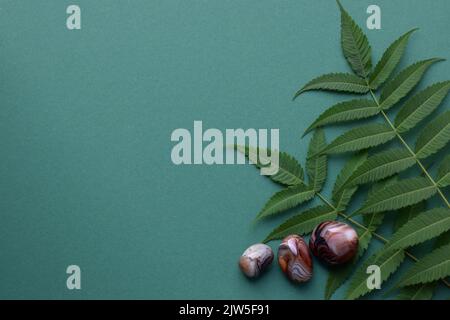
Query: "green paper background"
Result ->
[[0, 0, 449, 299]]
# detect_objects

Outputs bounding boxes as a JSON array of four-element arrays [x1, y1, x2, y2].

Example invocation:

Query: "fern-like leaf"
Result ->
[[321, 124, 395, 155], [263, 205, 336, 242], [303, 99, 378, 136], [256, 185, 315, 219], [355, 177, 437, 216], [293, 73, 369, 99], [346, 148, 415, 187], [369, 29, 417, 90], [345, 248, 405, 300], [379, 58, 444, 110], [415, 110, 450, 159], [306, 129, 327, 192], [235, 146, 304, 186], [337, 0, 372, 78], [393, 201, 426, 232], [396, 243, 450, 287], [437, 155, 450, 188], [395, 81, 450, 133], [384, 208, 450, 251]]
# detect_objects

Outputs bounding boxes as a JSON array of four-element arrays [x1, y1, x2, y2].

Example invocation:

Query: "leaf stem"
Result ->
[[314, 191, 450, 288], [367, 87, 450, 209]]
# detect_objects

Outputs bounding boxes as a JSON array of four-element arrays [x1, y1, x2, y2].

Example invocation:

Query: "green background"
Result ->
[[0, 0, 449, 299]]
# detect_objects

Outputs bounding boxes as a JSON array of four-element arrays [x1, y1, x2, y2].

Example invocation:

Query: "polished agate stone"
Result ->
[[239, 243, 274, 278], [309, 221, 358, 265], [278, 235, 313, 283]]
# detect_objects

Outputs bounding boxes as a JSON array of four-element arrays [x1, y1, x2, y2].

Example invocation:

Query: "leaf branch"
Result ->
[[313, 186, 450, 288], [367, 84, 450, 209]]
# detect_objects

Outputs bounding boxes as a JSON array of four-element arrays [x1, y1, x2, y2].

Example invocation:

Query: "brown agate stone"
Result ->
[[309, 221, 358, 265], [278, 235, 313, 283]]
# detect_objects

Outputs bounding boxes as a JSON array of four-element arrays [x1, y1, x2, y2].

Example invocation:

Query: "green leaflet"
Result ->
[[393, 201, 426, 233], [368, 174, 399, 197], [437, 155, 450, 187], [345, 248, 405, 300], [325, 226, 372, 300], [334, 187, 357, 212], [337, 0, 372, 78], [396, 243, 450, 287], [357, 227, 373, 255], [433, 231, 450, 288], [361, 179, 394, 231], [379, 58, 444, 110], [293, 73, 369, 98], [346, 148, 415, 187], [435, 230, 450, 248], [263, 205, 337, 243], [332, 153, 367, 211], [395, 81, 450, 133], [256, 184, 315, 219], [393, 230, 442, 300], [369, 29, 417, 90], [415, 110, 450, 159], [355, 177, 437, 216], [235, 145, 304, 186], [325, 262, 354, 300], [359, 178, 397, 248], [303, 99, 379, 136], [395, 283, 436, 300], [384, 208, 450, 251], [332, 152, 367, 197], [363, 212, 385, 233], [321, 124, 395, 155], [306, 129, 327, 192]]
